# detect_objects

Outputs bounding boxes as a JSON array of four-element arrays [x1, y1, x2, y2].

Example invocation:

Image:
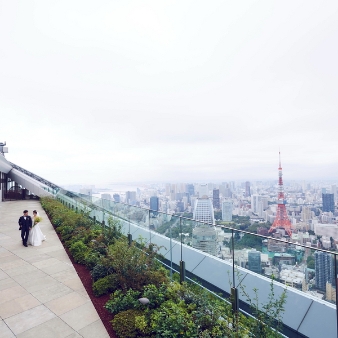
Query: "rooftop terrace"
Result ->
[[0, 200, 109, 338]]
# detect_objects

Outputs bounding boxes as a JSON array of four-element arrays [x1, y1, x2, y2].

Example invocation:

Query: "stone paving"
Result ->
[[0, 200, 109, 338]]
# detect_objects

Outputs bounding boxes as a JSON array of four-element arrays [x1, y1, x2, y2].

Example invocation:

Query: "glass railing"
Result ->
[[54, 190, 337, 338], [9, 161, 60, 195]]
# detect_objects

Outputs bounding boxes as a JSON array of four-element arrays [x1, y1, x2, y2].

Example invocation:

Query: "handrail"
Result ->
[[68, 191, 338, 256], [9, 161, 60, 191]]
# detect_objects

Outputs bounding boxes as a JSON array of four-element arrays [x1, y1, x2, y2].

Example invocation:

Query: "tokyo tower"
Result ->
[[268, 152, 293, 237]]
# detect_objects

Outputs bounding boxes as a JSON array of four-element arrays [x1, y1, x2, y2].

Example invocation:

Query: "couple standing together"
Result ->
[[18, 210, 46, 247]]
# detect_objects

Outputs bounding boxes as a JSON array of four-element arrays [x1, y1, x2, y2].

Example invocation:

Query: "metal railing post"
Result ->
[[170, 223, 173, 280], [335, 253, 338, 337], [148, 209, 151, 244], [180, 217, 185, 283], [231, 229, 239, 318]]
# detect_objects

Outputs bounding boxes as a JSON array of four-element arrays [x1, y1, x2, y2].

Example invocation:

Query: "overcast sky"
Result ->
[[1, 1, 337, 185]]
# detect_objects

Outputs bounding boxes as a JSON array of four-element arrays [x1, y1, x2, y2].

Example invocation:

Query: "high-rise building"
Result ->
[[199, 184, 208, 198], [261, 196, 269, 210], [193, 197, 215, 225], [251, 194, 262, 215], [101, 193, 111, 200], [301, 206, 312, 223], [245, 181, 251, 197], [175, 192, 184, 201], [315, 251, 334, 291], [222, 200, 233, 222], [150, 196, 159, 212], [248, 250, 261, 274], [101, 193, 111, 209], [322, 193, 335, 213], [176, 201, 185, 212], [125, 191, 137, 205], [192, 224, 217, 256], [186, 184, 195, 197], [212, 189, 220, 209], [165, 183, 171, 196], [113, 194, 120, 203], [332, 185, 337, 200]]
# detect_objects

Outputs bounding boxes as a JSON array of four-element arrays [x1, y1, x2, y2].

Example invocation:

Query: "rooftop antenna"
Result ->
[[0, 141, 8, 156]]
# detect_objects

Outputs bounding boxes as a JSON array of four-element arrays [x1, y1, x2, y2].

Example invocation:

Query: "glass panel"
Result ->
[[191, 219, 218, 257], [180, 216, 194, 257], [234, 229, 338, 314], [128, 204, 148, 228]]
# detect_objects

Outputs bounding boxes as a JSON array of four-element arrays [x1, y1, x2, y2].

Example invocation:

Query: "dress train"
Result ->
[[28, 223, 46, 246]]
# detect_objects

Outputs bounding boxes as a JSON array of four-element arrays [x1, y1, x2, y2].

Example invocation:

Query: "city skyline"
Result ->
[[1, 1, 338, 185]]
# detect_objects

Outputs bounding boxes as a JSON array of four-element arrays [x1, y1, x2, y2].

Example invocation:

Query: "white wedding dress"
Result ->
[[28, 214, 46, 246]]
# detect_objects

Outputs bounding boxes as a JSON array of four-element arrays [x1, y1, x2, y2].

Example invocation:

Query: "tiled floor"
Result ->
[[0, 200, 109, 338]]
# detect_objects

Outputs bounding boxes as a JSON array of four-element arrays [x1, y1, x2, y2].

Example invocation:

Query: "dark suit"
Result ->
[[18, 215, 32, 245]]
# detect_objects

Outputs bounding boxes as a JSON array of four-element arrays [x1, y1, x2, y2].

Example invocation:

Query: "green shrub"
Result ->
[[111, 309, 144, 338], [56, 225, 75, 241], [150, 300, 196, 337], [69, 241, 88, 264], [142, 284, 167, 309], [107, 240, 169, 291], [93, 274, 119, 297], [84, 252, 100, 270], [89, 238, 108, 255], [91, 263, 113, 282], [105, 289, 141, 314]]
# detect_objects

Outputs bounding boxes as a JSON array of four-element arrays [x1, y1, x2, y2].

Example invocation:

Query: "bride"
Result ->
[[28, 210, 46, 246]]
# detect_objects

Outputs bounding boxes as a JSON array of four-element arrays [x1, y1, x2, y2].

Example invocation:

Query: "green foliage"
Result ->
[[239, 275, 287, 337], [57, 225, 73, 236], [91, 263, 113, 281], [307, 255, 315, 269], [107, 240, 169, 291], [89, 237, 108, 255], [142, 284, 167, 309], [111, 309, 145, 338], [69, 241, 89, 264], [167, 222, 193, 239], [105, 289, 141, 314], [214, 210, 222, 220], [92, 274, 119, 297], [156, 217, 177, 235], [150, 300, 196, 337], [83, 251, 100, 270]]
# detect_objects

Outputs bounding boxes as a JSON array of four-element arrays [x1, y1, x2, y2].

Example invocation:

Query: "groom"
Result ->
[[18, 210, 32, 247]]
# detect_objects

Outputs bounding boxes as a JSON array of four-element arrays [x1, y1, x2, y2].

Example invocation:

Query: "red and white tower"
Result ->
[[268, 152, 293, 237]]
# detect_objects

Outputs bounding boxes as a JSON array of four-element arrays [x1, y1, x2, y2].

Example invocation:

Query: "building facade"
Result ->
[[192, 224, 217, 256], [193, 197, 215, 225], [113, 194, 120, 203], [150, 196, 159, 212], [322, 193, 335, 213], [248, 250, 261, 274], [222, 200, 233, 222], [315, 251, 335, 291], [213, 188, 220, 209], [245, 181, 251, 197]]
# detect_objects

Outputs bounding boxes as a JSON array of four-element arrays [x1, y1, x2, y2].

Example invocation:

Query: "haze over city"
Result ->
[[1, 1, 338, 185]]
